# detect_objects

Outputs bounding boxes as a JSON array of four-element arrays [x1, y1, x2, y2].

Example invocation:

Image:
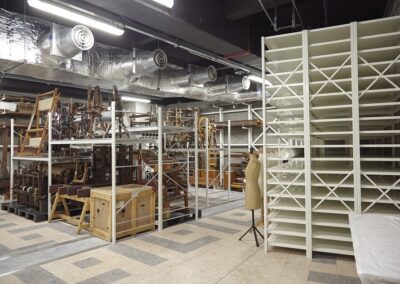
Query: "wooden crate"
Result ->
[[90, 184, 155, 241]]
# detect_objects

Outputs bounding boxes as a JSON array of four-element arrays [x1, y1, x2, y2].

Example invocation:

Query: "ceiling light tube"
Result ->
[[150, 0, 174, 8], [27, 0, 125, 36], [121, 96, 151, 104], [248, 74, 272, 86]]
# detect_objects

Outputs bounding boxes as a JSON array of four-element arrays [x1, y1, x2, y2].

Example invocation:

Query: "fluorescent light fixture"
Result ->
[[27, 0, 125, 36], [150, 0, 174, 8], [248, 74, 272, 86], [121, 96, 151, 104]]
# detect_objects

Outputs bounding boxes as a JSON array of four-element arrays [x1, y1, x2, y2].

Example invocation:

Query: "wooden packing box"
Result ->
[[90, 184, 155, 241]]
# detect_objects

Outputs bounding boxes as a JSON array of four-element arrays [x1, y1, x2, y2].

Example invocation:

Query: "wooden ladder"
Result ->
[[19, 89, 60, 156]]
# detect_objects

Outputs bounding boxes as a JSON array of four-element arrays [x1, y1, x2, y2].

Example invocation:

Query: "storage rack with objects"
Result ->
[[261, 15, 400, 258], [47, 103, 200, 243]]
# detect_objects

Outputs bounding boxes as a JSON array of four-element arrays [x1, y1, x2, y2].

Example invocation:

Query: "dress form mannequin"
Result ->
[[245, 154, 262, 210], [239, 153, 264, 247]]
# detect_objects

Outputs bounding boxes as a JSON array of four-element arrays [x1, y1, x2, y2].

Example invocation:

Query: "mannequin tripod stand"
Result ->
[[239, 209, 264, 247]]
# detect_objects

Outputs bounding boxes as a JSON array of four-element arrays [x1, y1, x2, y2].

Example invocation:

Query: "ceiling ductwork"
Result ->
[[0, 9, 259, 103], [170, 65, 218, 86], [236, 90, 262, 102], [38, 23, 94, 67], [102, 48, 168, 81], [206, 76, 251, 96]]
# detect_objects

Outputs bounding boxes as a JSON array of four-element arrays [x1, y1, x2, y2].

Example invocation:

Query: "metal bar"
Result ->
[[219, 108, 224, 188], [351, 22, 361, 214], [194, 111, 199, 221], [257, 0, 276, 31], [261, 38, 268, 253], [291, 0, 304, 28], [48, 113, 52, 218], [205, 117, 209, 207], [158, 106, 163, 230], [248, 105, 253, 152], [51, 139, 113, 145], [228, 120, 231, 200], [302, 30, 312, 259], [10, 119, 14, 203], [186, 151, 190, 190], [111, 101, 117, 245]]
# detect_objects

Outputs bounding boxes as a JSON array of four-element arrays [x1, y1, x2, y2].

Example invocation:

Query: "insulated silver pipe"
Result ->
[[135, 49, 168, 74], [206, 76, 251, 96], [236, 91, 261, 101], [191, 65, 217, 85], [170, 65, 217, 86]]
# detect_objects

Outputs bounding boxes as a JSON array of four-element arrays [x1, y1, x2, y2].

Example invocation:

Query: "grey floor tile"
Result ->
[[140, 234, 219, 253], [73, 257, 102, 269], [308, 271, 361, 284], [313, 253, 337, 265], [172, 229, 193, 236], [0, 222, 16, 229], [7, 222, 88, 237], [0, 237, 107, 274], [190, 221, 240, 234], [7, 224, 47, 234], [200, 199, 244, 217], [108, 244, 167, 266], [210, 216, 250, 227], [0, 244, 10, 254], [231, 212, 246, 217], [20, 233, 43, 241], [15, 266, 67, 284], [77, 269, 130, 284]]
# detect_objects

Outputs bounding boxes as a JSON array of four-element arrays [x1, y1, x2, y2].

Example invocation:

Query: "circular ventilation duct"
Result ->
[[56, 25, 94, 58], [191, 65, 218, 85], [153, 49, 168, 69], [135, 49, 168, 75]]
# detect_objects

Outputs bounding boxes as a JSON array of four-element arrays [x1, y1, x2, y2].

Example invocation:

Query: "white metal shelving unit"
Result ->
[[262, 16, 400, 258]]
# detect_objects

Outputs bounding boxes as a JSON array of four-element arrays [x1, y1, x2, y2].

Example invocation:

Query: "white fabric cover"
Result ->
[[0, 101, 17, 112], [349, 213, 400, 284]]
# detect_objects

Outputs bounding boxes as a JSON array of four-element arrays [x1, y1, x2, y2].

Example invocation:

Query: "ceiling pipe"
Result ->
[[122, 23, 261, 75]]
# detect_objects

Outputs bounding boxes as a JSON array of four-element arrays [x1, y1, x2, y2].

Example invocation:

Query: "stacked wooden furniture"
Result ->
[[90, 184, 155, 241]]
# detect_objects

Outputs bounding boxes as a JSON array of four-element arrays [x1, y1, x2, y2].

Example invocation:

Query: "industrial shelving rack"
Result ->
[[9, 119, 51, 207], [9, 103, 200, 245], [199, 105, 266, 208], [49, 104, 200, 243], [261, 16, 400, 258]]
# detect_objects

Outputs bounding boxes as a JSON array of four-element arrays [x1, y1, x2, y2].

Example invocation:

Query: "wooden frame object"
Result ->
[[48, 186, 91, 234], [19, 89, 60, 156]]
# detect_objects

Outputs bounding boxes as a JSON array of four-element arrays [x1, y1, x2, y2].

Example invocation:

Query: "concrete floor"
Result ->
[[0, 207, 360, 284]]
